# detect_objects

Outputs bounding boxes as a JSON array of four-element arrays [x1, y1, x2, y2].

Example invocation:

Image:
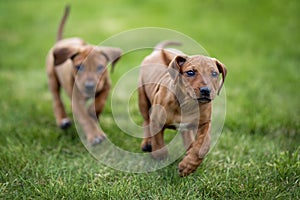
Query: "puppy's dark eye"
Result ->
[[185, 70, 196, 77], [211, 71, 218, 77], [76, 65, 84, 71], [97, 65, 104, 72]]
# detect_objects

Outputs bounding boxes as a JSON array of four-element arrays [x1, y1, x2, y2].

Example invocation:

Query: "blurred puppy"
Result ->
[[138, 41, 227, 176], [46, 6, 122, 145]]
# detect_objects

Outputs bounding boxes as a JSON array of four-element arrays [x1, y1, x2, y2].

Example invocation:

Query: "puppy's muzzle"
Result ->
[[85, 81, 96, 96], [198, 86, 211, 102]]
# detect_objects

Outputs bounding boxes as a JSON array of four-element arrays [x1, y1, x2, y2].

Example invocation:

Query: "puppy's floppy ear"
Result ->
[[213, 58, 227, 95], [168, 55, 187, 82], [98, 47, 122, 73], [53, 47, 79, 66]]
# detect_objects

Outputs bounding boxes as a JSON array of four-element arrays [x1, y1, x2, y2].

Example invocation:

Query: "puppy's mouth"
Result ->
[[196, 97, 211, 103], [187, 91, 212, 103], [84, 92, 95, 98], [83, 88, 96, 98]]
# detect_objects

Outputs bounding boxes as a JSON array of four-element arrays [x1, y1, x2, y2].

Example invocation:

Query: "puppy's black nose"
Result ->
[[85, 81, 95, 91], [200, 86, 211, 96]]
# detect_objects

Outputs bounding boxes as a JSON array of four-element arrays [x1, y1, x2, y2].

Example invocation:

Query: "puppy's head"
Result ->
[[168, 55, 227, 103], [53, 45, 122, 98]]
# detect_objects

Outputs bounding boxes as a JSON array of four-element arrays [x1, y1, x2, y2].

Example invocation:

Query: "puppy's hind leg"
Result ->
[[138, 86, 152, 152], [149, 107, 168, 160], [47, 66, 71, 129], [141, 120, 151, 152]]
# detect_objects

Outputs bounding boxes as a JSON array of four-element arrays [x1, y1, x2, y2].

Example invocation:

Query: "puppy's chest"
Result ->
[[165, 103, 200, 131], [165, 112, 198, 131], [169, 122, 193, 131]]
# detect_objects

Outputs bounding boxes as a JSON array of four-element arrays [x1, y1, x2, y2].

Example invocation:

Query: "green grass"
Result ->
[[1, 0, 299, 199]]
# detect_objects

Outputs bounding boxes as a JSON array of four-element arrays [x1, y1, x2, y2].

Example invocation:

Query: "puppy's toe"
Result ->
[[141, 139, 152, 152], [178, 163, 194, 177], [59, 118, 72, 129], [90, 135, 106, 146], [141, 143, 152, 152], [178, 156, 202, 177]]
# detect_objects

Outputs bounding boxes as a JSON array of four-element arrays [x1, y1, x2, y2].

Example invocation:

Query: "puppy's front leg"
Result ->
[[178, 103, 212, 176], [181, 130, 195, 150], [88, 82, 110, 119], [178, 124, 211, 176], [72, 89, 106, 146]]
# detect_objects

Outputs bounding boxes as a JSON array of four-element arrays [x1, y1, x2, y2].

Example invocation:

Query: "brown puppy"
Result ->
[[46, 6, 122, 145], [138, 41, 227, 176]]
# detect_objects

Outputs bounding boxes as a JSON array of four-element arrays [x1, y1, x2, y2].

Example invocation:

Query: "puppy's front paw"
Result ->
[[151, 147, 168, 160], [59, 118, 72, 130], [178, 154, 203, 177]]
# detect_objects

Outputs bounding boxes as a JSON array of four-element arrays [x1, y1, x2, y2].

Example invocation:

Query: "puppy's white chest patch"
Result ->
[[173, 123, 191, 131]]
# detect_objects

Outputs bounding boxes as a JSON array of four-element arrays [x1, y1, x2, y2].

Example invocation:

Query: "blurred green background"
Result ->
[[0, 0, 299, 199]]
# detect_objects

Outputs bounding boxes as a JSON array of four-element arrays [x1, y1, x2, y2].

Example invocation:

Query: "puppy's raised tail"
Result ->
[[154, 40, 182, 50], [56, 5, 70, 42]]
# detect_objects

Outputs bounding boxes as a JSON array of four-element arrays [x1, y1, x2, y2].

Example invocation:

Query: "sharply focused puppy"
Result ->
[[46, 6, 122, 145], [138, 41, 227, 176]]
